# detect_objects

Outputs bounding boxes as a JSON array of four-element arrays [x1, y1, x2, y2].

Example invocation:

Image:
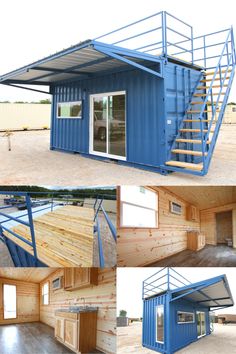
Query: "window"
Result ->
[[156, 305, 164, 343], [57, 101, 82, 118], [170, 201, 182, 215], [120, 186, 158, 227], [42, 282, 49, 305], [232, 107, 236, 112], [3, 284, 17, 319], [177, 311, 195, 324]]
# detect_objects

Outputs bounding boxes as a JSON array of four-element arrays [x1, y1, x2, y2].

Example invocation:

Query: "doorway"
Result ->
[[3, 284, 17, 319], [216, 210, 233, 245], [90, 91, 126, 160], [196, 312, 206, 338]]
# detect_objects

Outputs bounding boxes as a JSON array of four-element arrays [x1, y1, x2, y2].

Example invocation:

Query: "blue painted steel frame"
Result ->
[[142, 268, 234, 354]]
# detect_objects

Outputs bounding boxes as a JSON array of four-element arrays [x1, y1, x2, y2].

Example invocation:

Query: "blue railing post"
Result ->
[[162, 11, 167, 57], [167, 268, 170, 290], [203, 35, 206, 68], [25, 194, 38, 263], [191, 26, 194, 64]]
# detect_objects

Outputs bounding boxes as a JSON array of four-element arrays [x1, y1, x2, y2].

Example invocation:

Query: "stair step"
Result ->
[[165, 160, 203, 171], [176, 138, 211, 144], [184, 119, 212, 123], [187, 109, 220, 113], [191, 101, 223, 105], [180, 128, 214, 133], [197, 85, 227, 89], [194, 93, 226, 97], [172, 149, 207, 156], [203, 69, 232, 76], [200, 76, 230, 82]]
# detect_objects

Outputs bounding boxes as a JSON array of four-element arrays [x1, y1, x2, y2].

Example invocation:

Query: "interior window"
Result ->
[[120, 186, 158, 227], [3, 284, 17, 319], [42, 282, 49, 305], [177, 311, 195, 324]]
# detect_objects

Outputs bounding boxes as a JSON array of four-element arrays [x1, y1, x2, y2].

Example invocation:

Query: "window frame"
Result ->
[[42, 281, 50, 306], [177, 311, 195, 324], [57, 100, 82, 119], [156, 304, 164, 344], [3, 283, 17, 320], [118, 186, 159, 229]]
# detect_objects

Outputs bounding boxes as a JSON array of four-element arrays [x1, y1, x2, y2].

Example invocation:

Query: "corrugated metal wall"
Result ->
[[142, 294, 167, 353], [51, 62, 201, 169], [0, 103, 51, 131], [143, 294, 211, 353]]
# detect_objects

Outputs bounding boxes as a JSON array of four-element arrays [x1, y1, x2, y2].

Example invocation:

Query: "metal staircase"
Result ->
[[165, 28, 236, 175]]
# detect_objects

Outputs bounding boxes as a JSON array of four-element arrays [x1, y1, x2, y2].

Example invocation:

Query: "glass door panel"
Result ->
[[108, 94, 126, 157], [93, 96, 107, 153], [197, 312, 206, 337], [91, 92, 126, 159]]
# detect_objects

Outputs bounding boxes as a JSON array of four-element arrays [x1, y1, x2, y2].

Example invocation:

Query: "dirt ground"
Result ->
[[0, 125, 236, 185], [117, 322, 236, 353]]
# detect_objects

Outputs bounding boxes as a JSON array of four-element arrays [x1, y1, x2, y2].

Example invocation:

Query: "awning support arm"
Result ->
[[93, 45, 163, 78], [1, 83, 51, 95], [170, 282, 210, 302]]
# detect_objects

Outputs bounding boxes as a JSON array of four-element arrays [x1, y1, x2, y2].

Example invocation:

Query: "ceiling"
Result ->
[[162, 186, 236, 210], [0, 268, 57, 283]]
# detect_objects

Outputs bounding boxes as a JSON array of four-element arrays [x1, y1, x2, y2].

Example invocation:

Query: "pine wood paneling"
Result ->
[[118, 187, 200, 266], [200, 203, 236, 245], [0, 277, 39, 325], [39, 268, 116, 354]]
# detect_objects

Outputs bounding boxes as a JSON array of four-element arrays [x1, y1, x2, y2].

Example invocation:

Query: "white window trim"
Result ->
[[89, 91, 126, 161], [3, 284, 17, 320], [177, 311, 195, 324], [156, 305, 164, 344], [57, 100, 82, 119]]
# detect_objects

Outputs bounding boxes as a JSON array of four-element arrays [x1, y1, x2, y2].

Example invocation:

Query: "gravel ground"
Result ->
[[0, 240, 14, 266], [0, 125, 236, 185], [117, 322, 236, 354]]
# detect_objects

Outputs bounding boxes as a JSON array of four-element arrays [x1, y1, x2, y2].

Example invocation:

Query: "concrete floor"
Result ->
[[117, 322, 236, 353], [0, 125, 236, 185]]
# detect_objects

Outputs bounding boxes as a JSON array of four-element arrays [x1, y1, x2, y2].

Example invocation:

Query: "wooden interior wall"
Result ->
[[117, 187, 200, 266], [200, 203, 236, 245], [216, 211, 232, 243], [39, 268, 116, 354], [0, 277, 39, 325]]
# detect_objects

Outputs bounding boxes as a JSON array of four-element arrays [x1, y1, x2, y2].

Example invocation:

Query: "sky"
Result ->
[[117, 267, 236, 317], [0, 0, 235, 101]]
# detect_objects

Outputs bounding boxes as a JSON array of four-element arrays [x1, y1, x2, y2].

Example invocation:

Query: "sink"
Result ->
[[56, 306, 98, 313]]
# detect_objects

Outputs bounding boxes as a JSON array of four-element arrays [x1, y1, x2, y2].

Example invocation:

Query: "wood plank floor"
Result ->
[[4, 206, 94, 267], [0, 322, 73, 354], [148, 245, 236, 267]]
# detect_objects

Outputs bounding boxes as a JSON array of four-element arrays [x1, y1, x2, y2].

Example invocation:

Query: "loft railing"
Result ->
[[142, 267, 192, 299], [94, 196, 116, 268], [95, 11, 234, 69]]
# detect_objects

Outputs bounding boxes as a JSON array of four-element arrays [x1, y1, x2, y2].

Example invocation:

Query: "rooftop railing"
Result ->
[[95, 11, 233, 69], [142, 267, 192, 299]]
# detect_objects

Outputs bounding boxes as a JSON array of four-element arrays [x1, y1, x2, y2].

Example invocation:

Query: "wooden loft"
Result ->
[[117, 186, 236, 267], [0, 268, 116, 354], [4, 205, 94, 267]]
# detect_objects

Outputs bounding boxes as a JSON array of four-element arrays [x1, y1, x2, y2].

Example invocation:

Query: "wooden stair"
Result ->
[[183, 119, 212, 123], [175, 138, 211, 144], [193, 92, 226, 97], [186, 109, 220, 113], [171, 149, 207, 156], [201, 76, 230, 82], [203, 68, 232, 76], [165, 160, 203, 171], [197, 84, 227, 89], [179, 128, 214, 133]]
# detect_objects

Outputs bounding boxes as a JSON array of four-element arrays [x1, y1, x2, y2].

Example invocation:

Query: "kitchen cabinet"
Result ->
[[55, 310, 97, 354], [187, 205, 199, 222], [187, 231, 205, 251], [64, 268, 98, 291]]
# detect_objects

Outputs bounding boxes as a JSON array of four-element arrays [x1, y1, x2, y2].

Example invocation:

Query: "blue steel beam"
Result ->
[[1, 225, 33, 247], [100, 205, 116, 242], [96, 217, 105, 268], [1, 83, 50, 95], [93, 46, 162, 79]]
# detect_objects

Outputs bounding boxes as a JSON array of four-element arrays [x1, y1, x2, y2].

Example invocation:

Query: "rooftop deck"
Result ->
[[3, 205, 94, 267]]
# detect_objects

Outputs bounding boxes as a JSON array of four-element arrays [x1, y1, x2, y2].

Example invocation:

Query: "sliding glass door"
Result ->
[[197, 312, 206, 338], [90, 91, 126, 159]]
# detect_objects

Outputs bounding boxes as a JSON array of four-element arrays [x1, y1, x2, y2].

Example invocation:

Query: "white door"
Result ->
[[90, 91, 126, 160]]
